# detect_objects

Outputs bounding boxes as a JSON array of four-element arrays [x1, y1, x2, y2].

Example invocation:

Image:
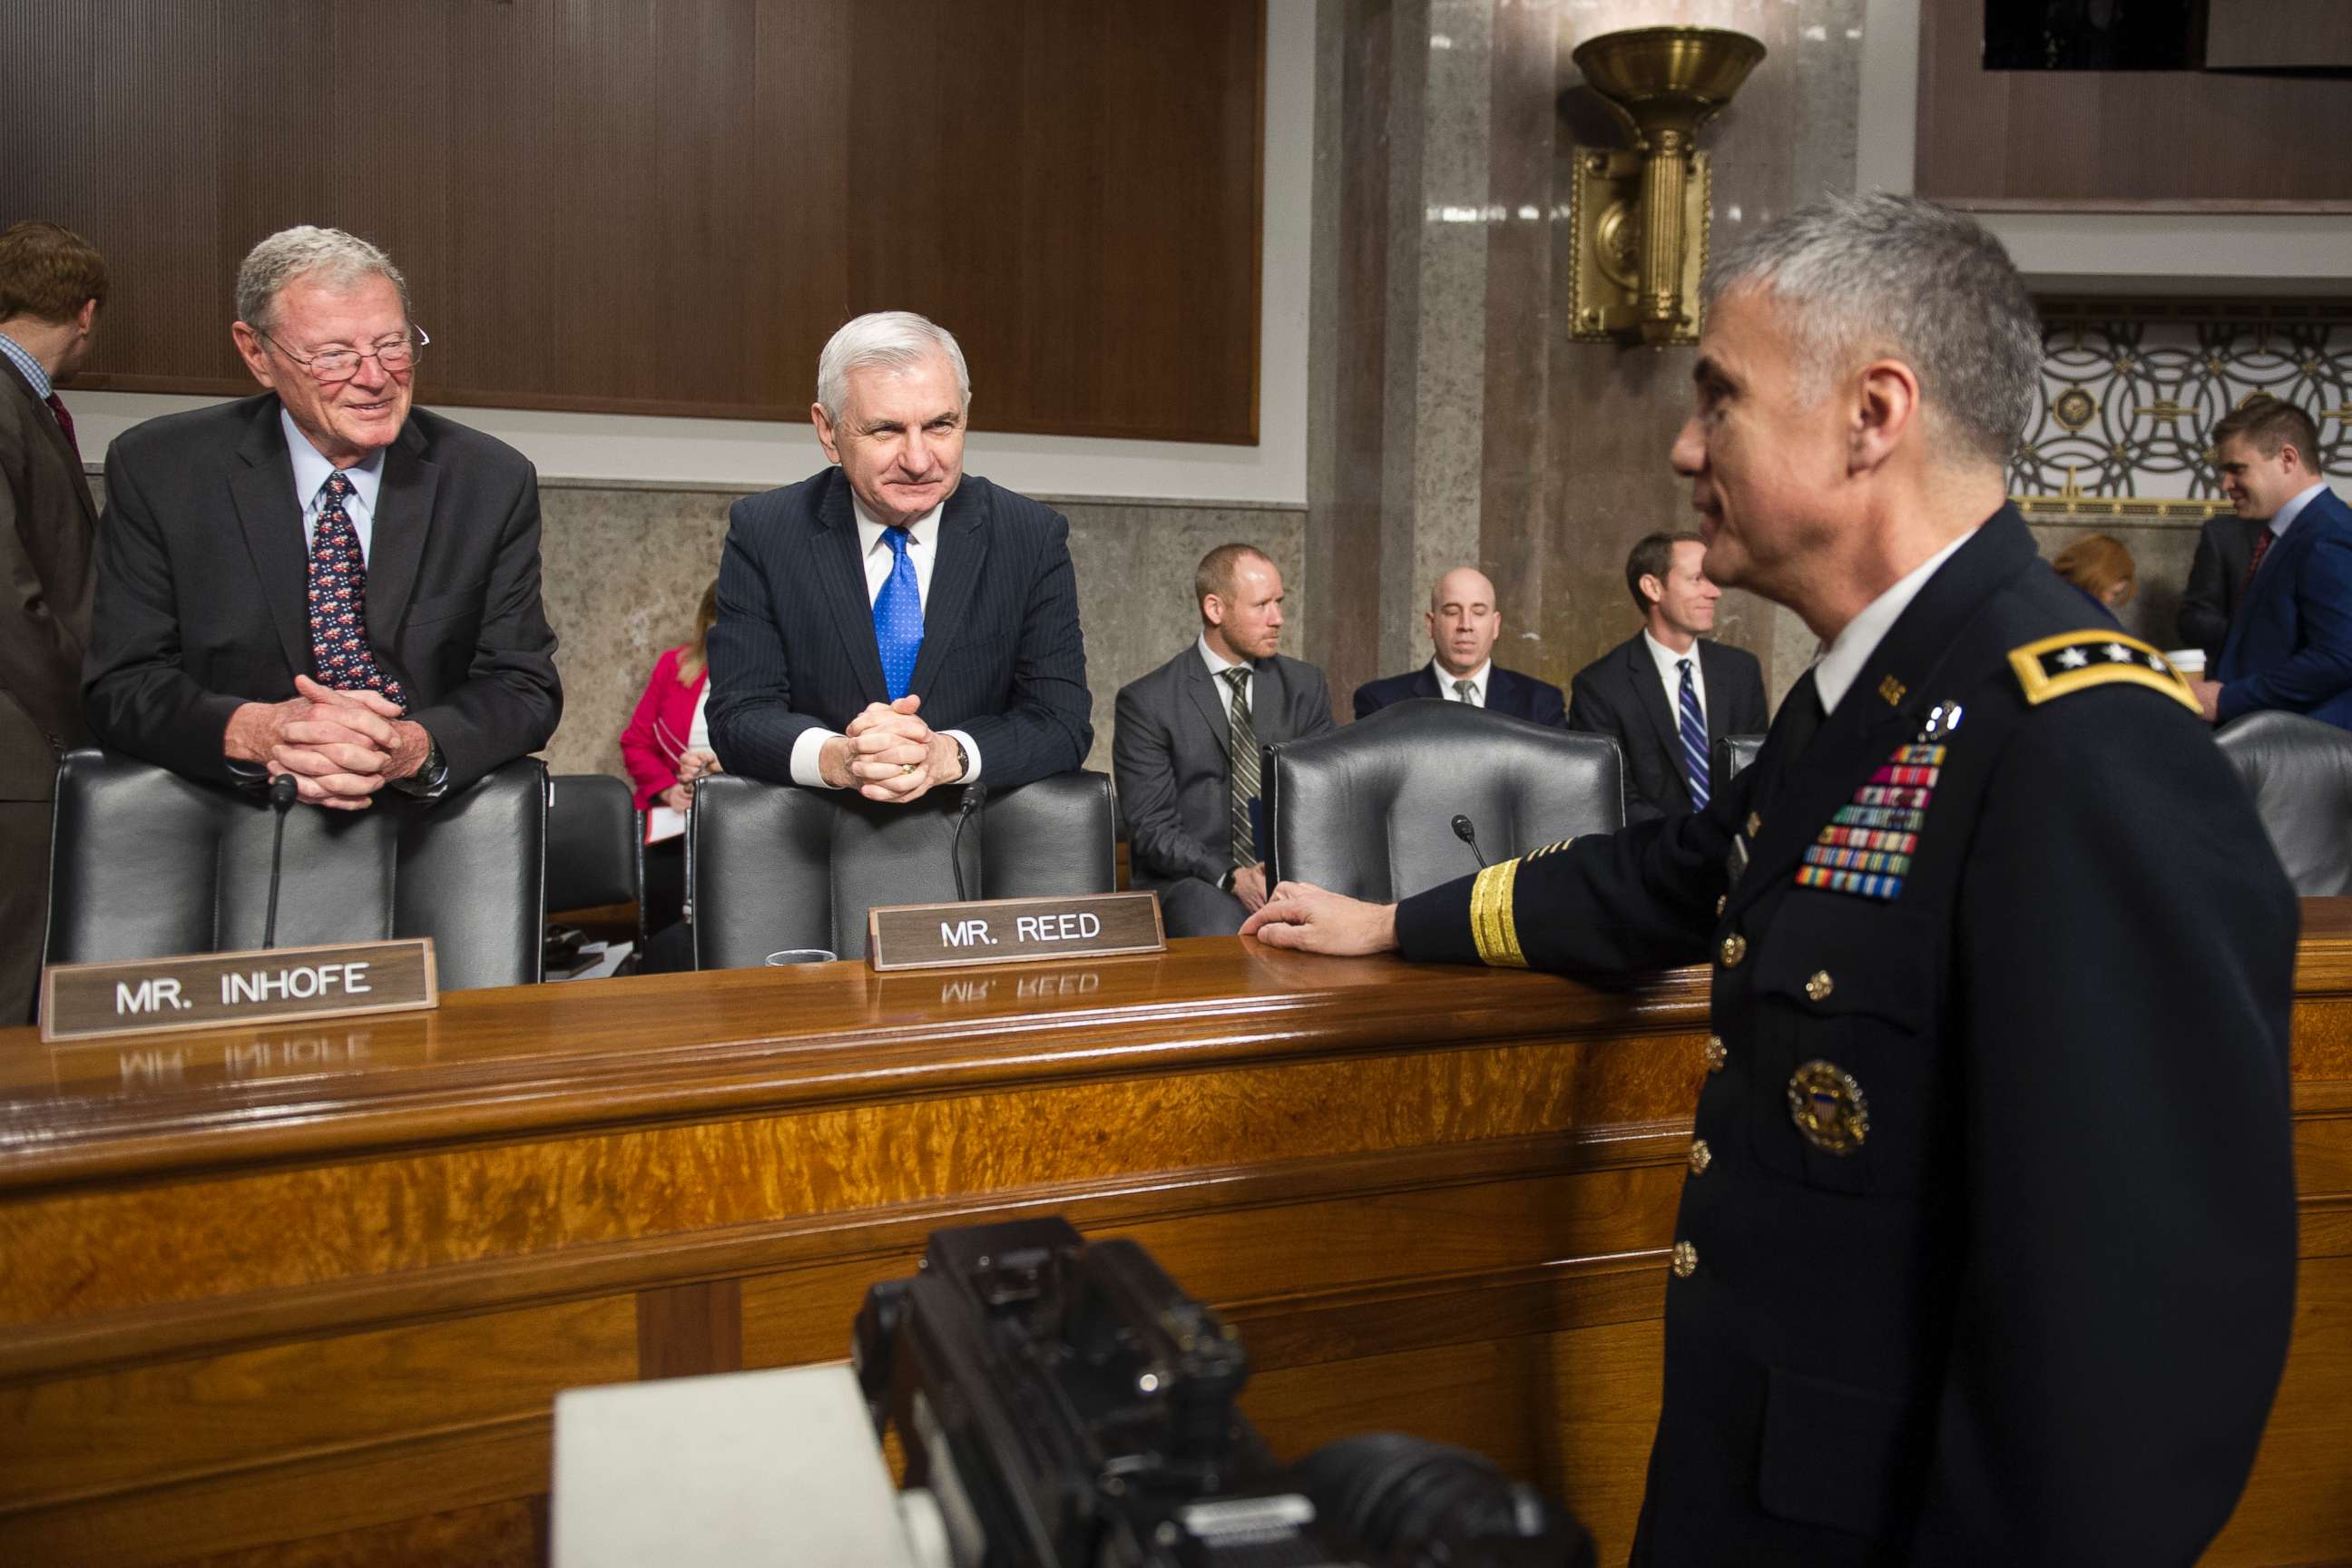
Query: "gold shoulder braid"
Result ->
[[1469, 859, 1528, 968], [2006, 632, 2201, 715]]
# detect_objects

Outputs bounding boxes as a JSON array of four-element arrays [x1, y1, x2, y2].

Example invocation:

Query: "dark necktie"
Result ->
[[1222, 665, 1259, 869], [1776, 669, 1826, 769], [1677, 658, 1710, 808], [2249, 526, 2274, 576], [874, 527, 922, 700], [307, 472, 408, 707], [44, 393, 78, 466]]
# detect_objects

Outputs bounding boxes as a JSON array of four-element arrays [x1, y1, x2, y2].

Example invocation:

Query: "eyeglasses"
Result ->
[[259, 325, 429, 384]]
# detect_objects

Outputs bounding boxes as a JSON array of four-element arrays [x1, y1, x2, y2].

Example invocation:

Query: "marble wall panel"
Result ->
[[532, 479, 1307, 783]]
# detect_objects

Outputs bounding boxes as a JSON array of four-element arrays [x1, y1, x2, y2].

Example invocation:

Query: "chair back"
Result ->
[[547, 773, 642, 916], [47, 750, 547, 989], [1265, 700, 1625, 901], [689, 771, 1117, 967], [2217, 710, 2352, 896], [1714, 733, 1766, 797]]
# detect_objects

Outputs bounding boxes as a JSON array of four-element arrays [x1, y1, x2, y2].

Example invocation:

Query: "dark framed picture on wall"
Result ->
[[1983, 0, 2206, 70]]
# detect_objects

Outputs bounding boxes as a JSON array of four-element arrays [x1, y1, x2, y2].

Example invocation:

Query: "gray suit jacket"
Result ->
[[1113, 646, 1335, 887]]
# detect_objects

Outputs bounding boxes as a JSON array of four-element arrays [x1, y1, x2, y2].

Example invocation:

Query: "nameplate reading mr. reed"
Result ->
[[39, 939, 439, 1043], [867, 892, 1166, 972]]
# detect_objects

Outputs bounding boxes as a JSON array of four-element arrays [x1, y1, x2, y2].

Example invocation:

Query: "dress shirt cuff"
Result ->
[[945, 730, 982, 785], [790, 727, 844, 789]]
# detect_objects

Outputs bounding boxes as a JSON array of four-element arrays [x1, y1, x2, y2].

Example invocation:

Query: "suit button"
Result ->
[[1703, 1034, 1726, 1072], [1689, 1137, 1712, 1174], [1714, 894, 1727, 917], [1720, 934, 1747, 968], [1671, 1240, 1699, 1278], [1805, 969, 1835, 1002]]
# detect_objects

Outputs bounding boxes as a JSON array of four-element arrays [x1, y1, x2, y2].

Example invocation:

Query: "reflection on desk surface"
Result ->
[[0, 938, 1622, 1174]]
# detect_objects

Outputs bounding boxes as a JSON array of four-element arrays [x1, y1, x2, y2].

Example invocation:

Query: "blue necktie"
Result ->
[[873, 527, 922, 700], [1677, 657, 1710, 809]]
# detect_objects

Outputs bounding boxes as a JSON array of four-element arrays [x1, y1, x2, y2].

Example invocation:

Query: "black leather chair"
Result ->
[[688, 770, 1117, 967], [546, 773, 644, 946], [1264, 699, 1625, 902], [1714, 733, 1766, 798], [45, 749, 548, 990], [2217, 710, 2352, 896]]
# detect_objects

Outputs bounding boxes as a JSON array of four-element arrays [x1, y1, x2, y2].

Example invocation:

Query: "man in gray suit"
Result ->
[[0, 220, 105, 1023], [1114, 544, 1335, 936]]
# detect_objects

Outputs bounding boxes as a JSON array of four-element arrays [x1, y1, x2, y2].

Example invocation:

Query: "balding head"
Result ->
[[1427, 566, 1502, 679]]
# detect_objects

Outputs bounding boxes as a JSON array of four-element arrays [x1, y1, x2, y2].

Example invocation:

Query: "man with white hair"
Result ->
[[708, 311, 1091, 801], [1242, 195, 2298, 1563], [86, 226, 560, 804]]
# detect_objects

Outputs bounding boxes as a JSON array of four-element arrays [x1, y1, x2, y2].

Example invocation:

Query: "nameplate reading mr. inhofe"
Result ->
[[867, 892, 1165, 972], [39, 939, 439, 1044]]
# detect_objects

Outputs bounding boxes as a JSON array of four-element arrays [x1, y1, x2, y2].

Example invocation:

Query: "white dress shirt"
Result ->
[[1813, 528, 1979, 716], [2266, 481, 2331, 545], [1430, 658, 1491, 706], [282, 407, 384, 562], [1642, 629, 1707, 721], [785, 494, 982, 789]]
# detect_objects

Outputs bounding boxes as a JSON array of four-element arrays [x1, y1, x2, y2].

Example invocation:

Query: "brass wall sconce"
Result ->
[[1564, 25, 1766, 347]]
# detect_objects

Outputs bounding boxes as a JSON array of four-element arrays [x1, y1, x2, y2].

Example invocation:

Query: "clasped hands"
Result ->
[[660, 748, 723, 813], [818, 694, 965, 803], [225, 674, 433, 811]]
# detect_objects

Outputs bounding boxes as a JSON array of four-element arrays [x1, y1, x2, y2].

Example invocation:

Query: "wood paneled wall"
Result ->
[[0, 0, 1266, 443], [1917, 0, 2352, 210]]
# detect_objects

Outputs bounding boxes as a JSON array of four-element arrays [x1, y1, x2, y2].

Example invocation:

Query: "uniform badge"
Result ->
[[1787, 1060, 1869, 1154]]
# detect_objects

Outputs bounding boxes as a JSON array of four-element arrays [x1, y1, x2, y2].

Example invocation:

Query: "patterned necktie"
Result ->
[[874, 526, 923, 700], [44, 393, 79, 465], [1453, 677, 1479, 707], [1222, 665, 1259, 869], [308, 472, 407, 707], [2249, 526, 2275, 576], [1678, 658, 1710, 809]]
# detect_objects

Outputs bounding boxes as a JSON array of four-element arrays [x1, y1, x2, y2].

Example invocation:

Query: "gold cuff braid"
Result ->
[[1469, 858, 1528, 968]]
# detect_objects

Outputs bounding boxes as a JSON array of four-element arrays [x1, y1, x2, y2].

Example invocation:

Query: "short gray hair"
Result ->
[[1700, 192, 2042, 469], [234, 226, 409, 333], [816, 311, 971, 420]]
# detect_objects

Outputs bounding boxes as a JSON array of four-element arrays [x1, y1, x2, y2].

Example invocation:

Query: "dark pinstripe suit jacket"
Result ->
[[706, 467, 1093, 791]]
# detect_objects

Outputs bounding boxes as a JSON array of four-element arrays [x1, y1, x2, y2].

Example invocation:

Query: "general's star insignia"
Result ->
[[2008, 631, 2201, 714]]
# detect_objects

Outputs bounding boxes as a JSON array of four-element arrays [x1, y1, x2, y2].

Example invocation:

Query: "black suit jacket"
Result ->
[[1567, 632, 1768, 821], [1113, 647, 1335, 887], [706, 467, 1092, 792], [84, 395, 562, 790], [1352, 663, 1566, 727], [2178, 513, 2265, 663], [0, 357, 95, 801]]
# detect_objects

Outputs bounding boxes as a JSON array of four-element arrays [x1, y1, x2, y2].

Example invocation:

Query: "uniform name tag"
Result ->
[[867, 892, 1165, 972], [38, 939, 439, 1044]]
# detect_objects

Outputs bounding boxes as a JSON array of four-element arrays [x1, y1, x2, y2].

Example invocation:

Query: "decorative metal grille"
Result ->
[[2011, 301, 2352, 513]]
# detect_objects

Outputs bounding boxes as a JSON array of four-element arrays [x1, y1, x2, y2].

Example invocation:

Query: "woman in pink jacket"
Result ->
[[619, 581, 718, 948]]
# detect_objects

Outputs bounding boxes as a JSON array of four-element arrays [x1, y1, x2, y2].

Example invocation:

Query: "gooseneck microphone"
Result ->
[[263, 772, 299, 948], [951, 783, 988, 903], [1451, 813, 1489, 869]]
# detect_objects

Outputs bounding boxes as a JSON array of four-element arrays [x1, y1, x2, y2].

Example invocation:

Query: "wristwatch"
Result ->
[[951, 735, 970, 781], [388, 736, 452, 800]]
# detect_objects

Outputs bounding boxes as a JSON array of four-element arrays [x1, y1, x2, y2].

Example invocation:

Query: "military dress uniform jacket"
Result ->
[[1395, 509, 2299, 1566]]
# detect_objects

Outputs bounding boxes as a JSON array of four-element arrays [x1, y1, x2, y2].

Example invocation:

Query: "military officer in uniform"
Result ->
[[1242, 194, 2298, 1565]]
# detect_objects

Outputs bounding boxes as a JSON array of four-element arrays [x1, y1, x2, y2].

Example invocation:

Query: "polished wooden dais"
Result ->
[[1, 908, 2347, 1566]]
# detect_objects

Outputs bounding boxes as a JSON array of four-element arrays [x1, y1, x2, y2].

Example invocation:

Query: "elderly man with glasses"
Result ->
[[86, 226, 560, 806]]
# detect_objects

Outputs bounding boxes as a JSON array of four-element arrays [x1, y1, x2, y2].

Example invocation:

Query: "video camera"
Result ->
[[851, 1217, 1594, 1568]]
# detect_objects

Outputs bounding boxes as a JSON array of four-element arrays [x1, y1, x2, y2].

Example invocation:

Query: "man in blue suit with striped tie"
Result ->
[[1567, 531, 1769, 820], [2190, 397, 2352, 730], [708, 312, 1093, 802]]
